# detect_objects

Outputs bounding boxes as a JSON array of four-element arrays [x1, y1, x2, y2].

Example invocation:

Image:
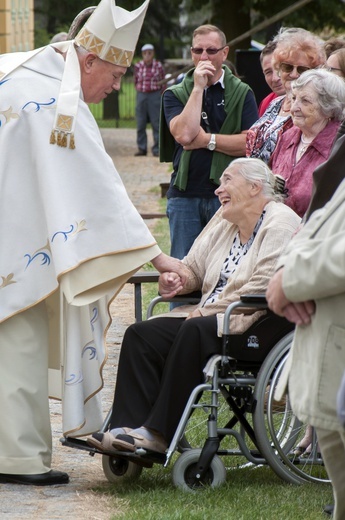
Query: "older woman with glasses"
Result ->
[[325, 48, 345, 79], [246, 28, 326, 164], [270, 69, 345, 217]]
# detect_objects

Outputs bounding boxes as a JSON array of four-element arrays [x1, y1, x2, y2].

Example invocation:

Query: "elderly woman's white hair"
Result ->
[[228, 157, 286, 203], [291, 68, 345, 121]]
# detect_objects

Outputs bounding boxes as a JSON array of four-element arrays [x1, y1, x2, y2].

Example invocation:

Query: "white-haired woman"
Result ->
[[270, 68, 345, 217], [88, 158, 301, 456]]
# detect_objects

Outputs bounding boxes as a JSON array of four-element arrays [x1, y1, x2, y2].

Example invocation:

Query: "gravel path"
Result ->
[[0, 128, 170, 519]]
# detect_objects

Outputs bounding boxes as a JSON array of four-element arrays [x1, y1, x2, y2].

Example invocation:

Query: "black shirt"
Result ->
[[164, 83, 258, 199]]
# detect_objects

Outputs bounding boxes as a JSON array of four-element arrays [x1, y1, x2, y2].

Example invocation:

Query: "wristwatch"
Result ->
[[207, 133, 216, 151]]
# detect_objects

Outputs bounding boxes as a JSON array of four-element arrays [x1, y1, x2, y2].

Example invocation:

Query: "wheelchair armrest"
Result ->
[[240, 294, 267, 304], [146, 294, 200, 319], [222, 296, 268, 337]]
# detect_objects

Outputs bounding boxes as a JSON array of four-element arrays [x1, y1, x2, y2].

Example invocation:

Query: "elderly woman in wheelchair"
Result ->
[[87, 157, 301, 459]]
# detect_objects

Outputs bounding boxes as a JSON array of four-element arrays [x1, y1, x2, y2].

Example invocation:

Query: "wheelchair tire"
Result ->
[[102, 454, 143, 482], [265, 359, 330, 484], [172, 449, 226, 492], [253, 332, 329, 485]]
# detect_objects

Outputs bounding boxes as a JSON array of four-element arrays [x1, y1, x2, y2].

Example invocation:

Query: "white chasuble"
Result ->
[[0, 46, 160, 436]]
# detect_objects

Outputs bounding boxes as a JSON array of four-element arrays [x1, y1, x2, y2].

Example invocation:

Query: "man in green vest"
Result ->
[[160, 24, 258, 263]]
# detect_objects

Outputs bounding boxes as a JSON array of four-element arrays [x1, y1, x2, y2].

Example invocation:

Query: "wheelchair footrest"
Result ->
[[60, 436, 164, 467], [133, 447, 167, 464], [60, 436, 97, 455]]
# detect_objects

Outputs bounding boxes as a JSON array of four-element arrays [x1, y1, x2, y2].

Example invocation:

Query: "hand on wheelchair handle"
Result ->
[[266, 269, 315, 325], [266, 268, 291, 316]]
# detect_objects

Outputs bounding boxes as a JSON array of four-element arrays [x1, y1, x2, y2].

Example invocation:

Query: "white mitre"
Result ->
[[75, 0, 149, 67]]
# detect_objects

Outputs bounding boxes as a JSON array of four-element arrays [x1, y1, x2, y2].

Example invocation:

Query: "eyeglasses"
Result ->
[[279, 63, 311, 75], [324, 66, 342, 72], [191, 46, 226, 55]]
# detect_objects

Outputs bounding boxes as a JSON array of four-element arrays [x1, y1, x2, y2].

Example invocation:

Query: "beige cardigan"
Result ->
[[169, 201, 301, 335]]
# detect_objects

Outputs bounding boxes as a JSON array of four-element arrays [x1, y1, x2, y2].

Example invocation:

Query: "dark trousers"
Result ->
[[109, 316, 222, 443], [135, 90, 161, 154]]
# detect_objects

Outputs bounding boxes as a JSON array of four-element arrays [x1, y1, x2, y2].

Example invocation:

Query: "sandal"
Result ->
[[87, 427, 131, 454], [112, 427, 167, 454]]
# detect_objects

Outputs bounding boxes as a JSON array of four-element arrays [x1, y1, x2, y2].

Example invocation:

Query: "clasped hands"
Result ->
[[159, 271, 203, 320], [159, 271, 185, 299], [266, 268, 315, 326]]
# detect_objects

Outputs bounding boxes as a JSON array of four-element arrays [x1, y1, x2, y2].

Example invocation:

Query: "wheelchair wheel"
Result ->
[[178, 394, 229, 452], [253, 332, 329, 484], [102, 454, 143, 483], [172, 448, 226, 492], [266, 362, 330, 484]]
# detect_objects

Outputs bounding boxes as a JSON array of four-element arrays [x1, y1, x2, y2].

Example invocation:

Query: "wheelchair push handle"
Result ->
[[240, 294, 267, 304]]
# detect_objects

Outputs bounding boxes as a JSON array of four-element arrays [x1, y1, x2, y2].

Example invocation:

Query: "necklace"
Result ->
[[296, 134, 314, 161], [280, 98, 291, 114], [300, 134, 314, 145]]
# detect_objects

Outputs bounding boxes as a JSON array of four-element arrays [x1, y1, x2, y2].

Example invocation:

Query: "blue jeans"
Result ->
[[167, 196, 221, 259]]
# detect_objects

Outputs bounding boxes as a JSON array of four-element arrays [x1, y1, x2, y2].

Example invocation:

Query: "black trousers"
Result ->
[[109, 316, 222, 443]]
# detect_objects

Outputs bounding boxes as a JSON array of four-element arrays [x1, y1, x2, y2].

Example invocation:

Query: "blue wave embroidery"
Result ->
[[52, 224, 74, 242], [65, 371, 83, 385], [24, 240, 51, 269], [90, 307, 98, 331], [82, 342, 98, 361], [51, 220, 87, 242], [22, 98, 56, 112]]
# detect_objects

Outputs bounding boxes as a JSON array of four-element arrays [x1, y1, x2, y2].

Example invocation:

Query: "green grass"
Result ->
[[99, 463, 332, 519], [140, 195, 171, 319]]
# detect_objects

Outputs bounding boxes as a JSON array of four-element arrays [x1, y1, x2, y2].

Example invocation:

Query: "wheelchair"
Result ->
[[61, 291, 329, 492]]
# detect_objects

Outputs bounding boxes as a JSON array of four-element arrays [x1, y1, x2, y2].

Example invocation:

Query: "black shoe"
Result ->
[[0, 470, 69, 486], [152, 151, 159, 157], [134, 150, 147, 156], [323, 504, 334, 516]]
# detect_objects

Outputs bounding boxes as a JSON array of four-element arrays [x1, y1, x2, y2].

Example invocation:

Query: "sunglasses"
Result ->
[[279, 63, 311, 75], [191, 46, 226, 55]]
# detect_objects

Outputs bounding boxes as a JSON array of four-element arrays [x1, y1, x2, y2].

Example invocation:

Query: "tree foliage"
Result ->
[[35, 0, 345, 55]]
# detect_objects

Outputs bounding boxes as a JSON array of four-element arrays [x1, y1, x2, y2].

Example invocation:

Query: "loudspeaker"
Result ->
[[235, 49, 271, 106]]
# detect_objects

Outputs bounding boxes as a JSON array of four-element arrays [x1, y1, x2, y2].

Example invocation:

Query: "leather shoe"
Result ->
[[134, 150, 147, 156], [323, 504, 334, 516], [0, 469, 69, 486]]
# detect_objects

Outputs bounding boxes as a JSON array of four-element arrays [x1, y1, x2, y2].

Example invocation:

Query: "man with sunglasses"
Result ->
[[160, 24, 258, 264]]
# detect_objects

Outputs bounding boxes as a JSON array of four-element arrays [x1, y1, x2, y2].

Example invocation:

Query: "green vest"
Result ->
[[159, 65, 251, 190]]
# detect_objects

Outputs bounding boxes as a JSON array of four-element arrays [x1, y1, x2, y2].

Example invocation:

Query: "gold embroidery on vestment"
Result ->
[[75, 28, 133, 66], [0, 273, 16, 289]]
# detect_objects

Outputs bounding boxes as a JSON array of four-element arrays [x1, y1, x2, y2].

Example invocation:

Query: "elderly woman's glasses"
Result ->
[[324, 66, 342, 73], [280, 63, 310, 75], [191, 46, 226, 55]]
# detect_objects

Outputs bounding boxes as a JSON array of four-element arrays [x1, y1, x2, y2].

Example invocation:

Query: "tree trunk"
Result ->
[[211, 0, 251, 62]]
